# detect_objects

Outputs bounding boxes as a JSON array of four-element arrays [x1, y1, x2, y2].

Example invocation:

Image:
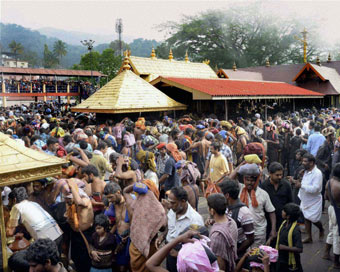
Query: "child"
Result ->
[[90, 214, 116, 272], [276, 203, 303, 272]]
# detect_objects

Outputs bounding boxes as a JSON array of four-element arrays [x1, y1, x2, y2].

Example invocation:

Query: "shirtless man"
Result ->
[[81, 164, 106, 215], [104, 182, 131, 272], [324, 163, 340, 268], [114, 155, 138, 189], [64, 178, 94, 272]]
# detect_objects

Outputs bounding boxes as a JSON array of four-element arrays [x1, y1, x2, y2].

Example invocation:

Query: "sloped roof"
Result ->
[[218, 63, 305, 84], [151, 77, 324, 100], [72, 69, 187, 114], [293, 63, 340, 94], [126, 56, 218, 82], [0, 133, 66, 186], [0, 67, 105, 77]]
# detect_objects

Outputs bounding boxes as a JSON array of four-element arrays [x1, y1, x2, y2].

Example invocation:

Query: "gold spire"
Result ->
[[232, 61, 237, 71], [202, 59, 210, 65], [316, 56, 321, 66], [328, 53, 332, 63], [169, 48, 173, 61], [122, 52, 131, 70], [294, 28, 308, 63], [266, 58, 270, 67], [150, 47, 156, 59], [185, 50, 189, 63], [127, 50, 131, 57]]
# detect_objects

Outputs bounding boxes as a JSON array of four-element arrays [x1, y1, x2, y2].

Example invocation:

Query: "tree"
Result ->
[[99, 48, 122, 81], [43, 44, 58, 68], [53, 40, 67, 66], [21, 49, 40, 67], [8, 40, 24, 67], [109, 40, 130, 56], [157, 6, 321, 68]]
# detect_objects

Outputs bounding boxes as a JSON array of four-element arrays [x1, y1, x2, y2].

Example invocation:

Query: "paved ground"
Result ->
[[198, 196, 337, 272]]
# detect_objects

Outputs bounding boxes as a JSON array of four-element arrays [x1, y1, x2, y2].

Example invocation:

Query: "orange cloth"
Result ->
[[239, 176, 261, 208], [67, 204, 79, 229], [166, 143, 182, 162], [143, 179, 160, 200]]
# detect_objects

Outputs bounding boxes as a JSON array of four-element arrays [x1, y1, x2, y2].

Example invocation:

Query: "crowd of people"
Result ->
[[2, 101, 340, 272], [1, 78, 90, 94]]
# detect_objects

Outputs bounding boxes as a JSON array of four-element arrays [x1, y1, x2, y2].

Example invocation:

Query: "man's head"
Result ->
[[46, 137, 59, 153], [268, 162, 284, 184], [96, 141, 108, 155], [302, 153, 316, 171], [184, 128, 194, 137], [218, 178, 240, 203], [211, 141, 221, 156], [168, 186, 188, 214], [103, 182, 122, 204], [207, 193, 227, 217], [25, 238, 60, 272], [282, 203, 301, 223], [295, 128, 302, 136], [238, 164, 261, 192], [13, 187, 28, 204], [32, 180, 46, 195], [81, 164, 99, 183], [295, 149, 306, 161]]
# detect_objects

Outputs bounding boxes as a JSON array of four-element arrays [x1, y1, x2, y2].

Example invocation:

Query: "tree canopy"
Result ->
[[156, 6, 321, 68], [53, 40, 68, 66], [8, 40, 24, 67]]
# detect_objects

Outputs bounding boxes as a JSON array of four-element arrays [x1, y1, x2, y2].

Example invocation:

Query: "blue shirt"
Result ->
[[306, 132, 326, 156], [164, 156, 180, 191]]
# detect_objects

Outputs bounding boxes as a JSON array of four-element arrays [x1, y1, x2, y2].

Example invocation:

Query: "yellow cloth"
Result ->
[[244, 154, 262, 164], [276, 220, 297, 270], [136, 150, 157, 173], [209, 154, 229, 182], [220, 120, 232, 130]]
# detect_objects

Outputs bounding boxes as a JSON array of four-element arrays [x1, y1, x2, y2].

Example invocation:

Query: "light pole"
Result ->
[[80, 39, 95, 88]]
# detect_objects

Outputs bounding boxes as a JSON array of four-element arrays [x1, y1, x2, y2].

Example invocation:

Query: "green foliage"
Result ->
[[129, 38, 159, 57], [109, 40, 130, 55], [8, 40, 24, 66], [43, 44, 58, 68], [53, 40, 67, 65], [156, 7, 322, 68], [73, 49, 121, 85]]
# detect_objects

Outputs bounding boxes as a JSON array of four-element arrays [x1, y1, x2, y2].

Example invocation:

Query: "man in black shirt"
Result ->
[[289, 128, 303, 175], [260, 162, 293, 238]]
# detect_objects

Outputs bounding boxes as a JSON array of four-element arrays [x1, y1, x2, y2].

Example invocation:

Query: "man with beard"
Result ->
[[295, 153, 324, 243], [81, 164, 107, 215], [156, 186, 204, 272], [28, 179, 53, 214], [103, 182, 132, 272]]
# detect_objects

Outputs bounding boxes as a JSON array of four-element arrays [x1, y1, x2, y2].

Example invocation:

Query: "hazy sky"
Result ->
[[2, 0, 340, 45]]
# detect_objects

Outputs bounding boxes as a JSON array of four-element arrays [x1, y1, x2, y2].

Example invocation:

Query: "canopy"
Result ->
[[0, 133, 66, 186], [72, 67, 187, 114]]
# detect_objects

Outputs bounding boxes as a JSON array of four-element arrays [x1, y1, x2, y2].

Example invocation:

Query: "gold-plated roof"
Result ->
[[72, 69, 187, 114], [126, 55, 218, 82], [0, 133, 66, 186]]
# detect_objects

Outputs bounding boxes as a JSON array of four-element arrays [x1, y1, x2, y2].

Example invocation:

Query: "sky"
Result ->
[[2, 0, 340, 45]]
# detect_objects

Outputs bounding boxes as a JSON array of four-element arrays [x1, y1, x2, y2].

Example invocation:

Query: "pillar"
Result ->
[[224, 100, 228, 120], [265, 100, 268, 121], [30, 82, 33, 93], [2, 81, 6, 108], [55, 80, 58, 93], [17, 82, 20, 94], [43, 83, 47, 102], [0, 188, 9, 272], [67, 83, 70, 104]]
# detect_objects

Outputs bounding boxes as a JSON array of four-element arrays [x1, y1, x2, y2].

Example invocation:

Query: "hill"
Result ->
[[0, 23, 160, 69]]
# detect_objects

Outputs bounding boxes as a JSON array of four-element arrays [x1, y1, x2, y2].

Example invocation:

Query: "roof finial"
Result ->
[[150, 47, 156, 59], [122, 52, 131, 71], [169, 48, 173, 61], [266, 58, 270, 67], [185, 50, 189, 63], [316, 56, 321, 66], [328, 53, 332, 63], [233, 61, 237, 71], [127, 50, 131, 57], [203, 59, 210, 65]]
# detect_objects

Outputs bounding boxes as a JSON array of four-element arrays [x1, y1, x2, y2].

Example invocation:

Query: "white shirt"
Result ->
[[239, 184, 275, 236], [166, 203, 204, 242], [9, 200, 62, 241], [298, 166, 323, 222], [144, 169, 159, 188]]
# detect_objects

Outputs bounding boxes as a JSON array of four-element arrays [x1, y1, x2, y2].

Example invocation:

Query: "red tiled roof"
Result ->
[[160, 77, 324, 97], [0, 67, 106, 77]]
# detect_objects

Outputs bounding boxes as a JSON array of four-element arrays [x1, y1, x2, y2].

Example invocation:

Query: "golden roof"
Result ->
[[126, 55, 218, 82], [72, 68, 187, 114], [0, 133, 66, 186]]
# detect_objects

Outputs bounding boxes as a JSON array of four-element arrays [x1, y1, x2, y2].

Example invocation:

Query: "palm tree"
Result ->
[[53, 40, 67, 67], [8, 40, 24, 67]]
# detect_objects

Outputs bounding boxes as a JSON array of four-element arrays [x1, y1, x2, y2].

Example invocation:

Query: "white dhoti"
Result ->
[[300, 194, 322, 223], [326, 205, 340, 255]]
